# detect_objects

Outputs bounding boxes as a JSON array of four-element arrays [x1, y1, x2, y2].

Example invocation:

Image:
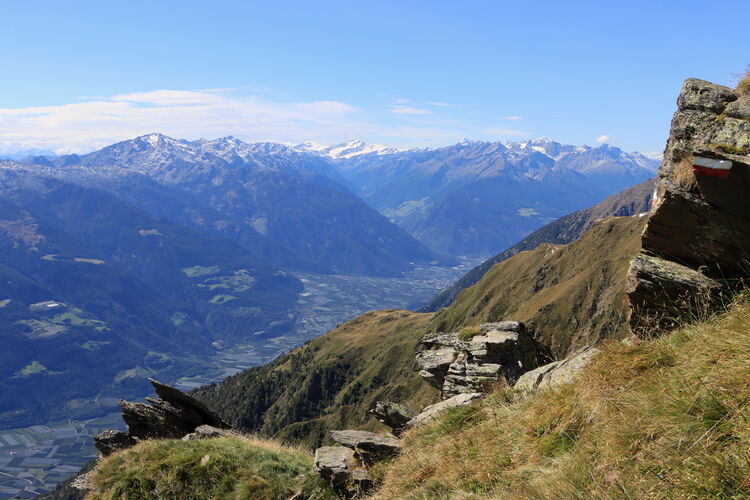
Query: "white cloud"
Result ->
[[0, 88, 479, 153], [388, 105, 432, 115], [596, 134, 612, 143], [425, 101, 453, 107], [501, 115, 522, 121]]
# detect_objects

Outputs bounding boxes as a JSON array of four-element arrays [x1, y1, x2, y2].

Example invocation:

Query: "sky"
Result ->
[[0, 0, 748, 156]]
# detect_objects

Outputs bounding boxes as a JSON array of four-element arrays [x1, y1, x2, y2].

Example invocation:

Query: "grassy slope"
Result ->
[[421, 179, 653, 313], [194, 310, 437, 448], [432, 216, 646, 357], [373, 295, 750, 499], [196, 216, 646, 446], [88, 435, 336, 500]]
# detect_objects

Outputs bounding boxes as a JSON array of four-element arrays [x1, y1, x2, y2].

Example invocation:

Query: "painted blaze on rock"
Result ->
[[627, 78, 750, 333]]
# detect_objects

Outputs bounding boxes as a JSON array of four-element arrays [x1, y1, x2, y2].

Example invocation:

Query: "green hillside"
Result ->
[[373, 293, 750, 499], [196, 214, 646, 445], [194, 309, 437, 448], [421, 178, 653, 312], [87, 436, 335, 500]]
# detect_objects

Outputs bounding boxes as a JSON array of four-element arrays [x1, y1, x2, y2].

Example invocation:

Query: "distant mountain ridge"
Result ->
[[294, 139, 405, 158], [327, 138, 658, 255], [11, 134, 442, 276]]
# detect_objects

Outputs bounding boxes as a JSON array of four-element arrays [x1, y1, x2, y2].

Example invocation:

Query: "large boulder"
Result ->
[[677, 78, 737, 114], [330, 430, 402, 465], [369, 401, 415, 436], [407, 392, 483, 428], [416, 322, 539, 398], [515, 346, 600, 391]]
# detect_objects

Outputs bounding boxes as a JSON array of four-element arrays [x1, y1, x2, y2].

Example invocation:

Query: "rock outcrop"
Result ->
[[314, 429, 400, 497], [314, 446, 357, 494], [330, 430, 402, 465], [92, 430, 137, 457], [514, 346, 600, 391], [627, 78, 750, 334], [93, 378, 230, 456], [369, 401, 415, 436], [406, 392, 484, 427], [416, 321, 539, 398]]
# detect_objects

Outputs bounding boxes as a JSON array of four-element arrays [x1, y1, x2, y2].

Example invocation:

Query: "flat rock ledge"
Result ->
[[330, 430, 402, 464], [407, 392, 484, 427], [514, 346, 600, 391]]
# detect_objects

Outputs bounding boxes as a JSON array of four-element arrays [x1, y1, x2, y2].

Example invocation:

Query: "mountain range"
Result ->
[[315, 138, 658, 255], [0, 134, 655, 430]]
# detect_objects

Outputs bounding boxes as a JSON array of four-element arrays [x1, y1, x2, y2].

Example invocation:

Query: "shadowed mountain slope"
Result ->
[[421, 178, 654, 312], [332, 139, 657, 255], [0, 176, 301, 428]]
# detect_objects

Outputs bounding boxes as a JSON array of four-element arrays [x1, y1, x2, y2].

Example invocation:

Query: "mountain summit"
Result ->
[[294, 139, 404, 158]]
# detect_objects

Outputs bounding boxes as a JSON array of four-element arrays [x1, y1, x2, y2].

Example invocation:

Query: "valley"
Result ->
[[0, 258, 481, 498]]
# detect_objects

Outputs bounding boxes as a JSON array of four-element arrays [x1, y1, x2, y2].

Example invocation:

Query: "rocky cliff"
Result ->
[[627, 78, 750, 333]]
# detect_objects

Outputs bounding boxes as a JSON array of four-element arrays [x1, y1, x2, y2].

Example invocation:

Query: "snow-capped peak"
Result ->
[[294, 139, 402, 159]]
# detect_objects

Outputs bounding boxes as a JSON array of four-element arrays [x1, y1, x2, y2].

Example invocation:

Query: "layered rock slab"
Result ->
[[407, 392, 484, 427], [515, 346, 600, 391], [416, 321, 539, 398], [93, 378, 230, 455], [330, 430, 402, 465]]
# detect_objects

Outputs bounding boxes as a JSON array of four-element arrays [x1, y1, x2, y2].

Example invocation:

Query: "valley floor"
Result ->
[[0, 258, 482, 498]]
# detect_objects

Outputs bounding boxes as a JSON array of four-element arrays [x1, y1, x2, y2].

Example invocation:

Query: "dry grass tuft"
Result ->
[[370, 294, 750, 499], [672, 152, 698, 191], [737, 68, 750, 96]]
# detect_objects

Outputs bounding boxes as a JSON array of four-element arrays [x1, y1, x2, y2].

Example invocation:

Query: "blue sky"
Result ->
[[1, 0, 748, 155]]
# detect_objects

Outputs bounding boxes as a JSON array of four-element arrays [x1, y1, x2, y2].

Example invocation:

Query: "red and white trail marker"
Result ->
[[692, 155, 733, 178]]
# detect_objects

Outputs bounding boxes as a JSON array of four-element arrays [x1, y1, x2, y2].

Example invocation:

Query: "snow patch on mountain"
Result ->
[[294, 139, 404, 159]]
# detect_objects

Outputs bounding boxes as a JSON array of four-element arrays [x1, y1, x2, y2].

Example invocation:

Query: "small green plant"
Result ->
[[710, 143, 748, 155], [458, 327, 482, 341]]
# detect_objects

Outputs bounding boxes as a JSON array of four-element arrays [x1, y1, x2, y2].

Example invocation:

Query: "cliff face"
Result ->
[[627, 79, 750, 332]]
